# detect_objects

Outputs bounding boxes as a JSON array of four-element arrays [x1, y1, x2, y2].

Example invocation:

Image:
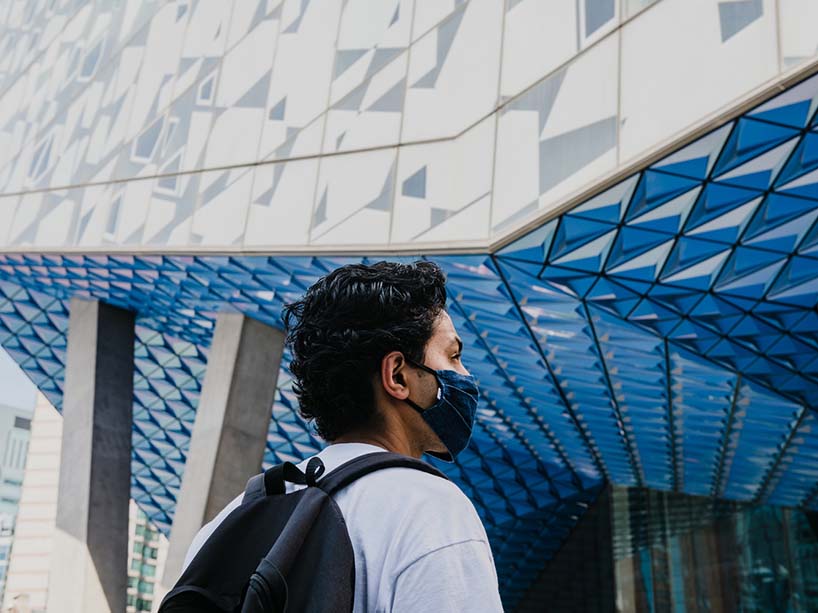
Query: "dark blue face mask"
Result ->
[[403, 357, 479, 462]]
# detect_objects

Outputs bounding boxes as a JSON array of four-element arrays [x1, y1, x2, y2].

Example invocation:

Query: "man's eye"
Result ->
[[452, 353, 462, 361]]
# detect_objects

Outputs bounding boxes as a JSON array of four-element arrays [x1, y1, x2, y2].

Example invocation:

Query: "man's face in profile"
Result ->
[[420, 310, 470, 376]]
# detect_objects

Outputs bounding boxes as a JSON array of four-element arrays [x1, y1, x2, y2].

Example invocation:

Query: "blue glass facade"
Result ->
[[2, 70, 818, 609]]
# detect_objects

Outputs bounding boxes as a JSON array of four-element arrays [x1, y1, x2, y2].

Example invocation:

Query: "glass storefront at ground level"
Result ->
[[613, 488, 818, 612], [521, 487, 818, 612]]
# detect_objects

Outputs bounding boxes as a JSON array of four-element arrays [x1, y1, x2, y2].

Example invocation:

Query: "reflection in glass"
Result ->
[[612, 487, 818, 612]]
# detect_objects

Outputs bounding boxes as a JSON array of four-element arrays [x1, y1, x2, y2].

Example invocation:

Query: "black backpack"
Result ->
[[159, 451, 447, 613]]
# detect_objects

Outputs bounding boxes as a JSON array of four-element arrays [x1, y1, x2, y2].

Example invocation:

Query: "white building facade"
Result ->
[[0, 0, 813, 253]]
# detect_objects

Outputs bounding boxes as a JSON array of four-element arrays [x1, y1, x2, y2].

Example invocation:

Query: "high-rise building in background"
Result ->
[[0, 395, 34, 606], [2, 393, 168, 613], [2, 394, 60, 613], [127, 502, 169, 613]]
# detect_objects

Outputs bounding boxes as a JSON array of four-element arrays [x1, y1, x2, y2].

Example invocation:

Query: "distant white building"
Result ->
[[2, 394, 167, 613], [2, 394, 58, 613], [0, 397, 34, 605]]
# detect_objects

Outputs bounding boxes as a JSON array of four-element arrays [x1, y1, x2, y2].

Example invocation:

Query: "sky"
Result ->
[[0, 346, 36, 411]]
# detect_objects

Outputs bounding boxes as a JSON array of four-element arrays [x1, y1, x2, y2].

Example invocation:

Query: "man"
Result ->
[[183, 261, 504, 612]]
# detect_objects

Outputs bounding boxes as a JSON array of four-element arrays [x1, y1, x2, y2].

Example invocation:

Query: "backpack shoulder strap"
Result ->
[[317, 452, 448, 497], [244, 458, 328, 502], [243, 463, 288, 502]]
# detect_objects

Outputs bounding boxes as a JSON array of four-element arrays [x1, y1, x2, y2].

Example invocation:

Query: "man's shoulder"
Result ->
[[314, 446, 471, 511], [337, 463, 487, 539], [347, 462, 468, 503]]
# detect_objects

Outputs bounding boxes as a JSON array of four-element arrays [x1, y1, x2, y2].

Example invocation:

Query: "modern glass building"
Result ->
[[1, 0, 818, 610]]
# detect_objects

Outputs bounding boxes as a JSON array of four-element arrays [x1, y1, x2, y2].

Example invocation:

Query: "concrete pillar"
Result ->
[[162, 313, 284, 589], [47, 299, 135, 613]]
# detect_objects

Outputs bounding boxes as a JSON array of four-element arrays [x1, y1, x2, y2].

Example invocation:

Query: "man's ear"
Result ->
[[380, 351, 410, 401]]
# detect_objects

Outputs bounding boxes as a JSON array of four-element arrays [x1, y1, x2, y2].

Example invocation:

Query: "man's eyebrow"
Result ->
[[451, 337, 463, 353]]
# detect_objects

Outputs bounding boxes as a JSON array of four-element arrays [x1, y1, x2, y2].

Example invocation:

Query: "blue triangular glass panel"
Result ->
[[778, 378, 815, 406], [715, 261, 787, 299], [625, 170, 702, 221], [743, 210, 818, 253], [789, 311, 818, 349], [799, 353, 818, 376], [706, 338, 746, 369], [661, 250, 732, 290], [628, 298, 684, 336], [607, 240, 675, 283], [497, 220, 556, 263], [752, 304, 808, 334], [550, 229, 617, 273], [797, 210, 818, 257], [571, 175, 638, 223], [550, 216, 616, 262], [715, 245, 785, 283], [689, 294, 744, 335], [730, 316, 784, 353], [712, 118, 800, 177], [791, 310, 818, 350], [585, 277, 641, 318], [744, 193, 818, 238], [684, 183, 763, 231], [748, 74, 818, 128], [669, 320, 720, 354], [493, 256, 543, 279], [650, 285, 702, 314], [714, 350, 762, 379], [660, 237, 732, 283], [606, 227, 673, 270], [650, 123, 733, 179], [767, 255, 818, 307], [604, 275, 652, 297], [539, 265, 599, 298], [776, 131, 818, 189], [767, 336, 815, 372], [713, 137, 798, 190], [685, 198, 759, 244], [628, 187, 700, 235]]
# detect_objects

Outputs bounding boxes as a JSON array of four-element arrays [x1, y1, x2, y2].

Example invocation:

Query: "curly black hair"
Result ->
[[282, 261, 447, 441]]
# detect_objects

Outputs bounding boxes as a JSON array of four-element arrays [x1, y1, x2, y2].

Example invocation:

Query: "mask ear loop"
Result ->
[[402, 355, 442, 411]]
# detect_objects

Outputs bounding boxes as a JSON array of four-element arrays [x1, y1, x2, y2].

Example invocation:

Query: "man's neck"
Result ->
[[333, 429, 423, 459]]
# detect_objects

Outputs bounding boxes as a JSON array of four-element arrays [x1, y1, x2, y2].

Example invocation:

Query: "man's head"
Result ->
[[282, 261, 471, 457]]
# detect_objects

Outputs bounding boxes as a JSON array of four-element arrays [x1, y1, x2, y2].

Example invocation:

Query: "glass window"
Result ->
[[584, 0, 615, 36], [611, 487, 818, 612]]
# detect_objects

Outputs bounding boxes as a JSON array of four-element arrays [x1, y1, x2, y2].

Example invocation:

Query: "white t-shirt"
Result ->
[[184, 443, 504, 613]]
